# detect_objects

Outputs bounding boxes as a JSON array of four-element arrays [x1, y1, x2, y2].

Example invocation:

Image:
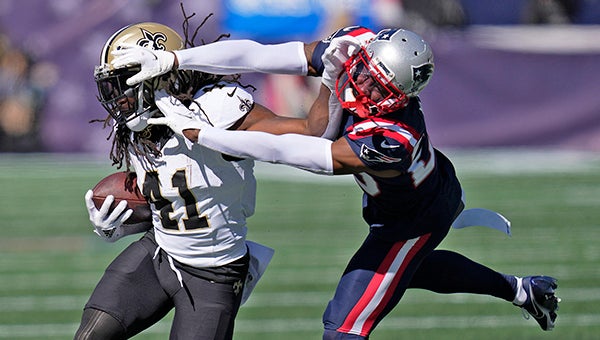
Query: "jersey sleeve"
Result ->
[[154, 84, 254, 130], [344, 119, 416, 172], [310, 26, 376, 76], [193, 83, 255, 129]]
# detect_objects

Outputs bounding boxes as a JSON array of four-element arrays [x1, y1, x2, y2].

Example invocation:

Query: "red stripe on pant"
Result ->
[[338, 233, 432, 336]]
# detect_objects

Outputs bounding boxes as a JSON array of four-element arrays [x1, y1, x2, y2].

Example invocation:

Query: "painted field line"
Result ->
[[0, 287, 598, 311], [0, 313, 598, 338], [236, 313, 600, 332]]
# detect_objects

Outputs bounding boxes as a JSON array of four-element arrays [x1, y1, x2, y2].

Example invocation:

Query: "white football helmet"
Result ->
[[335, 28, 434, 118], [94, 22, 183, 131]]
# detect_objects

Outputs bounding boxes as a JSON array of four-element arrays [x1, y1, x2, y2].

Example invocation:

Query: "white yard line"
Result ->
[[0, 313, 598, 338], [2, 149, 600, 181], [0, 287, 597, 311], [253, 148, 600, 182]]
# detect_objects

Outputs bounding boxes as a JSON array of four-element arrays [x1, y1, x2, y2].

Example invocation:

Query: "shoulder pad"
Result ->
[[193, 83, 254, 129]]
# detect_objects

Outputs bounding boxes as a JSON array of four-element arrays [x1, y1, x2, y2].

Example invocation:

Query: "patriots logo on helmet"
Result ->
[[411, 64, 434, 93], [137, 29, 168, 50], [375, 28, 399, 41]]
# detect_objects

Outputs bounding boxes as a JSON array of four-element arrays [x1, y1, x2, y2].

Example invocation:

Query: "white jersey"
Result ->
[[129, 83, 256, 268]]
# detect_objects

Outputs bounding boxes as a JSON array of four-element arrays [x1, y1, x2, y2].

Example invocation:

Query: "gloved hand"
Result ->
[[321, 35, 362, 91], [84, 189, 133, 243], [111, 43, 176, 86], [147, 111, 206, 141]]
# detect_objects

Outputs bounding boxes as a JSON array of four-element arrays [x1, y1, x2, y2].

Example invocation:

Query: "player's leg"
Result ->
[[166, 253, 249, 340], [409, 249, 560, 330], [322, 229, 447, 340], [408, 249, 515, 299], [74, 233, 173, 339], [74, 308, 125, 340]]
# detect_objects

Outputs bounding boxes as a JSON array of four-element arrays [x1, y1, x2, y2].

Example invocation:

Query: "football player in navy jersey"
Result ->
[[115, 26, 560, 338]]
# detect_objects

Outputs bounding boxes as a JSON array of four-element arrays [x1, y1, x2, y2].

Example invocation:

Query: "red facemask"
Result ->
[[335, 48, 408, 118]]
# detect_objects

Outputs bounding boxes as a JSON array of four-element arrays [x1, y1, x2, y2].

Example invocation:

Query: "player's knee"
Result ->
[[74, 308, 126, 340]]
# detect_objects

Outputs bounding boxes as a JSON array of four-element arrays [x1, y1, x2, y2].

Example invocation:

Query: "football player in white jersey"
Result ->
[[113, 25, 560, 338], [75, 21, 328, 339]]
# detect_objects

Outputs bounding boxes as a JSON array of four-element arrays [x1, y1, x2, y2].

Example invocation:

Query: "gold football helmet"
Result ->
[[94, 22, 183, 131]]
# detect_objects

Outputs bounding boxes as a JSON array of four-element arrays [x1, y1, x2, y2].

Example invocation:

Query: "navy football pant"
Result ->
[[322, 229, 514, 339]]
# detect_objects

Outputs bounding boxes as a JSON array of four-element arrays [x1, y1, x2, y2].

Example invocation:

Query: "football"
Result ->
[[91, 171, 151, 225]]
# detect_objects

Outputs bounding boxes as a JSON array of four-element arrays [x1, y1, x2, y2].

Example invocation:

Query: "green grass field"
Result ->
[[0, 151, 599, 339]]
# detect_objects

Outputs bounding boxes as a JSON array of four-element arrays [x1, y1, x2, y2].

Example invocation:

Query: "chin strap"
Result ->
[[340, 94, 372, 118]]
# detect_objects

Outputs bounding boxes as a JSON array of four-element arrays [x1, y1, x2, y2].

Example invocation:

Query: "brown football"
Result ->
[[91, 171, 151, 225]]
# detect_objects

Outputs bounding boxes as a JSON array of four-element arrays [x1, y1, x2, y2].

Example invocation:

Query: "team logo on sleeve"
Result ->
[[360, 144, 402, 164]]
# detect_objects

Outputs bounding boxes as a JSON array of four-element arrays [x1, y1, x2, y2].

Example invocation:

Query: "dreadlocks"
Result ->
[[167, 5, 255, 107], [94, 5, 255, 171]]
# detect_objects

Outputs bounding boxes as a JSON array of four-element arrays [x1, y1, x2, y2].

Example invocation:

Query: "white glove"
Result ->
[[321, 35, 362, 91], [111, 43, 176, 86], [147, 111, 207, 140], [85, 189, 133, 243]]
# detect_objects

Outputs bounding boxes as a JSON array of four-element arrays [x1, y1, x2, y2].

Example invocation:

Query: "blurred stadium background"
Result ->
[[0, 0, 599, 339]]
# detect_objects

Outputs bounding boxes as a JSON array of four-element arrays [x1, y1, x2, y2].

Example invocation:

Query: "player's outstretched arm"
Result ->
[[112, 25, 368, 87], [147, 111, 382, 177], [193, 123, 400, 177], [112, 40, 311, 85], [210, 36, 358, 139], [175, 40, 309, 76]]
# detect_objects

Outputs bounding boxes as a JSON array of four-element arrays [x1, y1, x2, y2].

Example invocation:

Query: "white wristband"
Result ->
[[198, 126, 333, 175]]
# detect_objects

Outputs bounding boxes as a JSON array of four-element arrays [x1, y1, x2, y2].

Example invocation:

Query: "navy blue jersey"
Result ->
[[340, 98, 463, 239], [312, 25, 463, 239]]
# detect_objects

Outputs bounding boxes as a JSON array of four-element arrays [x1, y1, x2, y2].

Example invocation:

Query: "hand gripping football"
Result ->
[[91, 171, 151, 225]]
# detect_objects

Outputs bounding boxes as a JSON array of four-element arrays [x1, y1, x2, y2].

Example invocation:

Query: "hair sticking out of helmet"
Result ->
[[335, 28, 434, 118], [92, 6, 255, 172], [167, 4, 256, 113]]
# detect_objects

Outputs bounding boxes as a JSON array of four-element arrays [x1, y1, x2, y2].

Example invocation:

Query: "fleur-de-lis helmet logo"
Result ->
[[137, 29, 168, 50]]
